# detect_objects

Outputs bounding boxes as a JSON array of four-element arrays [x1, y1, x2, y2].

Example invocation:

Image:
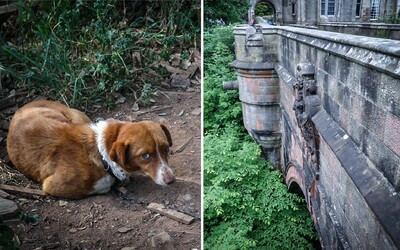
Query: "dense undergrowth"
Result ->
[[203, 26, 318, 249], [0, 0, 200, 108]]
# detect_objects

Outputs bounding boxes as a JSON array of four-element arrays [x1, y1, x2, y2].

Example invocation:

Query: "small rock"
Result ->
[[180, 59, 191, 70], [190, 79, 200, 85], [150, 231, 174, 247], [69, 228, 77, 233], [115, 96, 126, 104], [117, 186, 128, 195], [158, 117, 168, 124], [170, 74, 190, 89], [132, 103, 140, 111], [148, 230, 156, 237], [177, 110, 185, 117], [121, 247, 136, 250], [182, 194, 193, 201], [171, 54, 181, 67], [118, 227, 134, 233], [190, 108, 201, 116], [59, 200, 68, 207], [188, 203, 197, 211]]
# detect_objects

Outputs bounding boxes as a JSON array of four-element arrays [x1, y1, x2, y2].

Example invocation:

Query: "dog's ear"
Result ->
[[110, 142, 130, 166], [160, 124, 172, 147]]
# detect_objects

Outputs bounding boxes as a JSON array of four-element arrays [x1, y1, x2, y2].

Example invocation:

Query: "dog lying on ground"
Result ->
[[6, 100, 175, 199]]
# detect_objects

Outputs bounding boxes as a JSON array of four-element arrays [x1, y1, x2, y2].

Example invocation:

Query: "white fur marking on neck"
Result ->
[[155, 143, 174, 185], [90, 120, 127, 181]]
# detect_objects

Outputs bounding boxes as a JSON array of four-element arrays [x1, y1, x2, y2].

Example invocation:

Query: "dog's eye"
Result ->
[[163, 146, 169, 153], [142, 153, 152, 160]]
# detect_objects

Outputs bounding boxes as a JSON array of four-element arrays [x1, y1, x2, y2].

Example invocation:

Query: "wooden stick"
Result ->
[[136, 105, 172, 116], [147, 202, 195, 225], [0, 184, 46, 197], [173, 136, 193, 154]]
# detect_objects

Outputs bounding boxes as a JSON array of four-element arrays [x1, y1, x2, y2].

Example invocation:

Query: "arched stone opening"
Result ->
[[285, 161, 306, 199], [288, 180, 304, 198], [249, 0, 283, 25], [254, 1, 276, 25]]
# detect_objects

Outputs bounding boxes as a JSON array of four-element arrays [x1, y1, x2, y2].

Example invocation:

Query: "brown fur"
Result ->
[[7, 100, 174, 199]]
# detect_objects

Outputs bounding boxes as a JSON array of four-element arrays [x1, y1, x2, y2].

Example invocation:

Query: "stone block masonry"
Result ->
[[231, 24, 400, 249]]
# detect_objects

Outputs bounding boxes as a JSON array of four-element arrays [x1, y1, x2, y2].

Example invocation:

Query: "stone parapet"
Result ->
[[231, 24, 400, 249]]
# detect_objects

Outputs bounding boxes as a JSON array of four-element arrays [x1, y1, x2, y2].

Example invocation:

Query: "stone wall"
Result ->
[[231, 24, 400, 249], [317, 23, 400, 40]]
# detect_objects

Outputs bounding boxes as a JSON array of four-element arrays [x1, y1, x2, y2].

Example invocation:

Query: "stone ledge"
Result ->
[[318, 22, 400, 30], [262, 26, 400, 79], [312, 109, 400, 248]]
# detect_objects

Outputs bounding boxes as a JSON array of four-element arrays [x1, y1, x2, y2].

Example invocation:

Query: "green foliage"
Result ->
[[0, 0, 200, 108], [204, 0, 249, 26], [255, 2, 275, 17], [0, 224, 19, 249], [203, 26, 244, 134], [204, 26, 319, 249], [386, 11, 400, 24], [1, 211, 40, 249], [204, 130, 318, 249]]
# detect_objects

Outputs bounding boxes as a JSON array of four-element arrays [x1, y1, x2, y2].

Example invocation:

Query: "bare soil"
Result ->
[[0, 86, 201, 249]]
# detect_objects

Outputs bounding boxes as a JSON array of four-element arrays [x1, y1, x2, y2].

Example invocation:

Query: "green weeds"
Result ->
[[0, 0, 200, 108]]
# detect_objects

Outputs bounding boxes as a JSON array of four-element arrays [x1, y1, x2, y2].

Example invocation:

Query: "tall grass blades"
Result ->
[[0, 0, 200, 108]]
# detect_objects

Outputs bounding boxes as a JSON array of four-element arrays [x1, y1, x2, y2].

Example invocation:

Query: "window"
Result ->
[[321, 0, 335, 16], [292, 3, 296, 15], [327, 0, 335, 15], [370, 0, 380, 20], [356, 0, 362, 17]]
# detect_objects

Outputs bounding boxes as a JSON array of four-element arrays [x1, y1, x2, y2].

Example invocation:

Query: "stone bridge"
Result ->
[[226, 24, 400, 249]]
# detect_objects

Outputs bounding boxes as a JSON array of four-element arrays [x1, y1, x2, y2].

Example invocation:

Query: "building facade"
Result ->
[[250, 0, 400, 26]]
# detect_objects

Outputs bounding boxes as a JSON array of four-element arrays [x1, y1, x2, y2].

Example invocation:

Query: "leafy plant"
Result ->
[[204, 130, 318, 249], [204, 0, 249, 27], [255, 2, 275, 17], [203, 26, 245, 134]]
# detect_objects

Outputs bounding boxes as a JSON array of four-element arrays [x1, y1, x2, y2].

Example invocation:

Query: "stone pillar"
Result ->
[[228, 25, 281, 168]]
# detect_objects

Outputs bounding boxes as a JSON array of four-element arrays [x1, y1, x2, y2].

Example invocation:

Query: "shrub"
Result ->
[[204, 130, 318, 249], [203, 26, 245, 134]]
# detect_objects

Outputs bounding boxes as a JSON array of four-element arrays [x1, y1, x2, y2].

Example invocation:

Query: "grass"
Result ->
[[0, 0, 200, 108]]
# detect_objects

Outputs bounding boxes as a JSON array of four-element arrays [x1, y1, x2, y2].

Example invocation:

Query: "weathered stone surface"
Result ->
[[232, 24, 400, 249]]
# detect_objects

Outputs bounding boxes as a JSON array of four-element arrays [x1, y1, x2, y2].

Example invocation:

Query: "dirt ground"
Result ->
[[0, 86, 201, 249]]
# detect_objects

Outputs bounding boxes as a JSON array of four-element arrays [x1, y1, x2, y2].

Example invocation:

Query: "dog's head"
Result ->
[[108, 121, 175, 185]]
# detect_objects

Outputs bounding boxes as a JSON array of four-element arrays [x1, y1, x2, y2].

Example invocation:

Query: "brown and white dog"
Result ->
[[6, 100, 175, 199]]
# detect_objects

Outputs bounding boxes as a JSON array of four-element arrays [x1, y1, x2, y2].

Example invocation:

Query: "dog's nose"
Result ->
[[165, 175, 175, 185]]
